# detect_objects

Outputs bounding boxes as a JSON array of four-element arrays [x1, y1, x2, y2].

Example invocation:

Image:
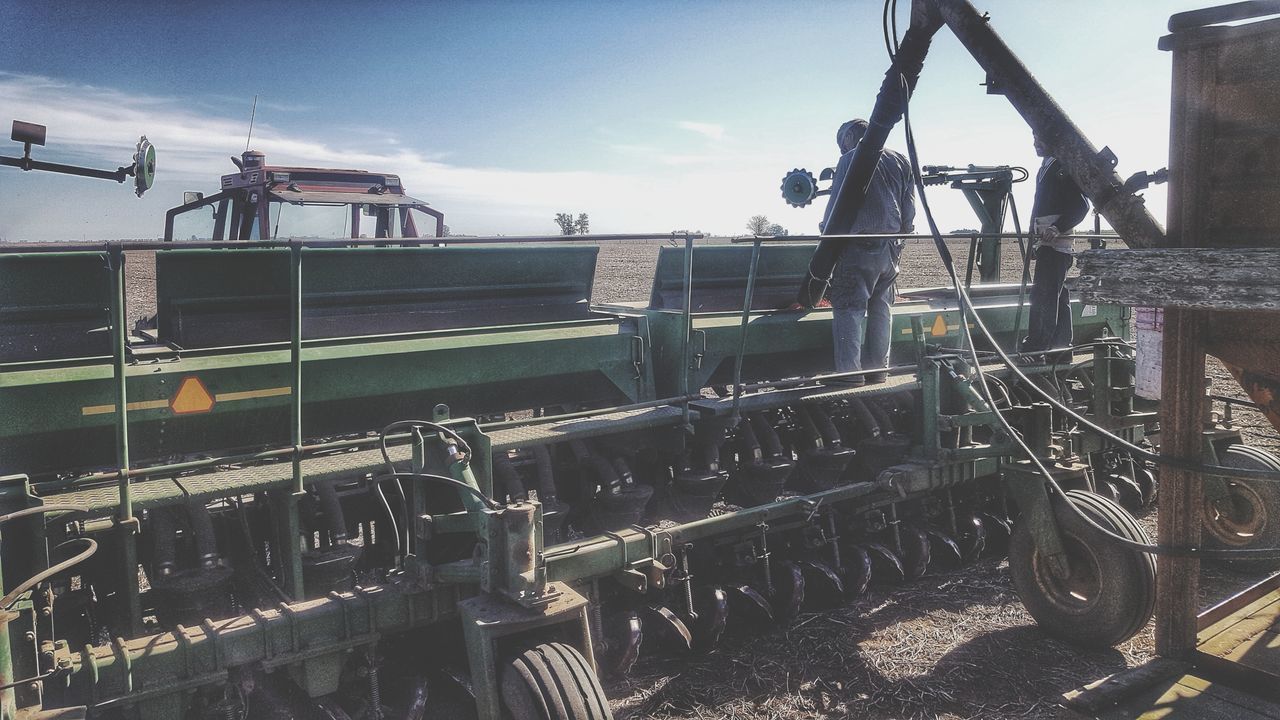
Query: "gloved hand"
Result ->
[[1038, 224, 1061, 242]]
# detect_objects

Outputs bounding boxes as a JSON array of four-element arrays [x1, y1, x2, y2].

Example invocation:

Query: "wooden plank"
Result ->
[[1197, 611, 1279, 662], [1219, 628, 1280, 670], [1077, 248, 1280, 310], [1199, 579, 1280, 635], [1061, 658, 1189, 714], [1080, 673, 1280, 720], [1156, 308, 1207, 657]]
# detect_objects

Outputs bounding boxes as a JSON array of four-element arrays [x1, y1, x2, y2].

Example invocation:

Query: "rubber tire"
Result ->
[[500, 642, 613, 720], [1010, 489, 1155, 648], [1203, 444, 1280, 569]]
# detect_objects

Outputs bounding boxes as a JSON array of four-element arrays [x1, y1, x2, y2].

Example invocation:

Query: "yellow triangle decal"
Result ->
[[930, 314, 948, 337]]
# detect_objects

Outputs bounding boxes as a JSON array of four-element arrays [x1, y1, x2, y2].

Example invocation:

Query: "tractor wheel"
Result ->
[[501, 642, 613, 720], [1010, 489, 1155, 648], [1203, 444, 1280, 569]]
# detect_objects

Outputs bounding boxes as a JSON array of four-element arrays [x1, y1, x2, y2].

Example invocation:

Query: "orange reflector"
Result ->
[[930, 314, 948, 337], [171, 376, 215, 414]]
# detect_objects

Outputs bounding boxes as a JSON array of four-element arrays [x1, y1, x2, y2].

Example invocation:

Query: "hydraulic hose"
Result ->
[[1, 538, 97, 610]]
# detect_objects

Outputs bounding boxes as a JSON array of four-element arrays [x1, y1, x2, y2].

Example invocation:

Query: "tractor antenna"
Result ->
[[245, 95, 258, 151]]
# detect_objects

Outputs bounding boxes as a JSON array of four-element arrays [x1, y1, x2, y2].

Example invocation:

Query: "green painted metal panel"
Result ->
[[643, 287, 1127, 397], [157, 245, 600, 346], [0, 316, 654, 475], [649, 243, 814, 311], [0, 252, 113, 362]]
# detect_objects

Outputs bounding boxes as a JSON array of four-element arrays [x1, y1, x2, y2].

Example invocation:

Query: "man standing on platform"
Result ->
[[1022, 133, 1089, 362], [820, 118, 916, 385]]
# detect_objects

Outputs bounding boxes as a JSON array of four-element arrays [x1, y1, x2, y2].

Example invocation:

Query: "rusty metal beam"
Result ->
[[931, 0, 1167, 249]]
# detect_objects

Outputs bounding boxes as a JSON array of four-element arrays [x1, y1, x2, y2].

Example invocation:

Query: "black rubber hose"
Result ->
[[185, 497, 219, 569], [794, 405, 824, 449], [810, 405, 844, 447], [737, 416, 763, 462], [493, 452, 529, 503], [698, 436, 722, 472], [610, 455, 636, 490], [531, 445, 560, 504], [315, 480, 349, 543], [847, 398, 882, 440], [590, 452, 622, 496], [751, 414, 786, 458], [866, 400, 895, 436], [151, 508, 177, 578]]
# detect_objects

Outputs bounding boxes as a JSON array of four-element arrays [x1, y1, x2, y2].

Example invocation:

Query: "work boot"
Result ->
[[863, 371, 888, 385]]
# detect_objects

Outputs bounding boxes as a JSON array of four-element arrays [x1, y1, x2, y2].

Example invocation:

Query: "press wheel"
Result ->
[[1203, 444, 1280, 569], [1010, 489, 1155, 648], [501, 642, 613, 720]]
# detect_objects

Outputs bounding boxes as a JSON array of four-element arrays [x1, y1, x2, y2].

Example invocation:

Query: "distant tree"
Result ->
[[766, 223, 789, 237], [746, 215, 771, 235], [556, 212, 588, 235], [555, 213, 576, 235], [950, 228, 980, 235], [442, 224, 452, 237]]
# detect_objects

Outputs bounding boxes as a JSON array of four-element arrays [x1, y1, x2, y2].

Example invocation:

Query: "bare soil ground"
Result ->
[[117, 238, 1277, 719]]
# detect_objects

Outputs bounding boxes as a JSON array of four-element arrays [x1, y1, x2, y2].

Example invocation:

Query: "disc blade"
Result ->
[[1135, 464, 1157, 506], [900, 526, 931, 580], [924, 528, 963, 571], [770, 560, 806, 621], [726, 584, 775, 626], [601, 611, 643, 678], [797, 560, 844, 609], [843, 545, 873, 597], [978, 511, 1011, 557], [1109, 473, 1145, 513], [692, 585, 729, 651], [643, 604, 693, 652], [865, 541, 905, 584], [958, 514, 987, 563]]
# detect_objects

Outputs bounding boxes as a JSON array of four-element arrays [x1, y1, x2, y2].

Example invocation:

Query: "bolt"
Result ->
[[23, 631, 35, 642]]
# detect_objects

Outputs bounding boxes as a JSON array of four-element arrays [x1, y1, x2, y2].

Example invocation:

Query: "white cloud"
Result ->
[[677, 120, 726, 142]]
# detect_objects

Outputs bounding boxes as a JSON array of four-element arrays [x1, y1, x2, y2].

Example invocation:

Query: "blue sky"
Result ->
[[1, 0, 1203, 241]]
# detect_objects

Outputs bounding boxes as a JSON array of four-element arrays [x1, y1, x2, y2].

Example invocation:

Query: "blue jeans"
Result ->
[[829, 241, 900, 374], [1022, 246, 1073, 353]]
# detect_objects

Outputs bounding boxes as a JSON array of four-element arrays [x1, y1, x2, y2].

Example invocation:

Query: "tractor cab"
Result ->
[[165, 150, 445, 241]]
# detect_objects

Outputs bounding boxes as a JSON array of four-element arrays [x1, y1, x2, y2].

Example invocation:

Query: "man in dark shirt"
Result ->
[[1022, 133, 1089, 361], [820, 119, 916, 385]]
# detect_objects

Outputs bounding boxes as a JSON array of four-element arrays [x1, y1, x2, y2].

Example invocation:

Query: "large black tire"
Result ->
[[1203, 444, 1280, 569], [1010, 489, 1155, 648], [500, 642, 613, 720]]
